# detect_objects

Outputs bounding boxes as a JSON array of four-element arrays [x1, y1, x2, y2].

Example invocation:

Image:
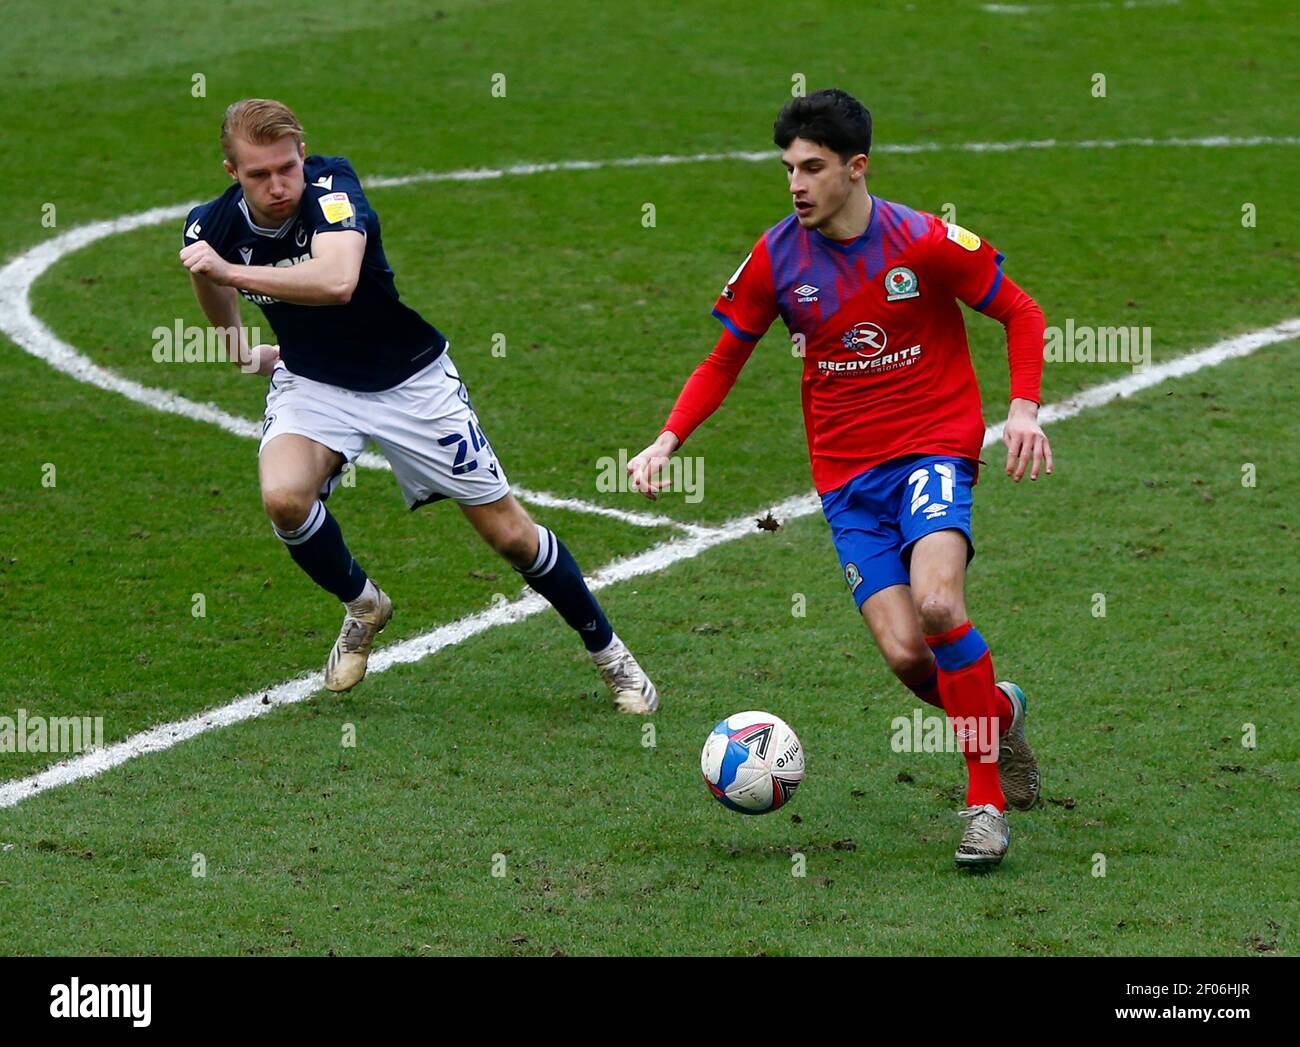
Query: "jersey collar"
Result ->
[[237, 197, 297, 239], [809, 194, 880, 255]]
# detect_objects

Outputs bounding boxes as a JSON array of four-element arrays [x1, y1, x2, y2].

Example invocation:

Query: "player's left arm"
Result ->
[[928, 223, 1053, 482], [979, 273, 1052, 482], [179, 230, 364, 306]]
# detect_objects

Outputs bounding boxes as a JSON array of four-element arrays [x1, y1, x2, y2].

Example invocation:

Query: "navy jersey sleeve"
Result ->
[[181, 192, 238, 256], [182, 201, 214, 249], [304, 158, 371, 238]]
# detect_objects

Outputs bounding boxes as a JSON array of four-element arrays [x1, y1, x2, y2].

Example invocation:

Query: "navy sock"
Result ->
[[518, 525, 613, 652], [273, 500, 368, 602]]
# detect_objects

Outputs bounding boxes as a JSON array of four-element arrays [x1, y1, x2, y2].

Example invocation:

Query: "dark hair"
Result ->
[[773, 89, 872, 161]]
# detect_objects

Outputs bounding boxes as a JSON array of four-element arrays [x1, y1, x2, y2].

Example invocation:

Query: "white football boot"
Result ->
[[996, 681, 1041, 811], [324, 581, 393, 692], [955, 803, 1011, 868], [592, 633, 659, 714]]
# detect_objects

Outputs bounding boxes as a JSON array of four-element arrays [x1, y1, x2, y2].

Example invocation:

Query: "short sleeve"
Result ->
[[711, 235, 778, 341], [920, 220, 1007, 312], [182, 204, 207, 247], [305, 160, 371, 237]]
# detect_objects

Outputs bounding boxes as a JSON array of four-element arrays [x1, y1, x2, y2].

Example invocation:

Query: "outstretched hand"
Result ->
[[1003, 398, 1053, 482], [627, 431, 680, 500]]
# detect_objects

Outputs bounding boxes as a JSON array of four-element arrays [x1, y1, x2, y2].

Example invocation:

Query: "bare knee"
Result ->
[[915, 590, 965, 636], [262, 486, 317, 532]]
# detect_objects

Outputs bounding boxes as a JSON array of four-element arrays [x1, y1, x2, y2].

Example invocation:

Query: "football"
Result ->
[[700, 711, 805, 814]]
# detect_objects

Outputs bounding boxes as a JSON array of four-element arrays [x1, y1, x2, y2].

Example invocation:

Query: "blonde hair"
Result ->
[[220, 98, 305, 165]]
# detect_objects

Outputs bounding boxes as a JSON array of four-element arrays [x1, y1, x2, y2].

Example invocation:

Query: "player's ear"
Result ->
[[298, 140, 307, 162], [851, 153, 869, 182], [223, 158, 237, 181]]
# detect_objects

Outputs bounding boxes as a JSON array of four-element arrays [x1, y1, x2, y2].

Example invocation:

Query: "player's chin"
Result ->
[[793, 205, 817, 226]]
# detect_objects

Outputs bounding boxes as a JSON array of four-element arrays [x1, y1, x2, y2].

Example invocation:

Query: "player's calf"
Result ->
[[462, 497, 660, 713], [860, 586, 943, 709], [883, 646, 943, 710]]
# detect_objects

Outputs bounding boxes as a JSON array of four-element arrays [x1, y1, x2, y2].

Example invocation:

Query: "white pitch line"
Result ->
[[0, 488, 817, 811], [364, 134, 1300, 187], [3, 133, 1295, 539], [507, 486, 719, 536], [3, 317, 1297, 810], [2, 139, 1298, 809], [983, 0, 1178, 13]]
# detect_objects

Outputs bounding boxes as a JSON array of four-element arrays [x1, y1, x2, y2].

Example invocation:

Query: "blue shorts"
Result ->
[[820, 455, 977, 608]]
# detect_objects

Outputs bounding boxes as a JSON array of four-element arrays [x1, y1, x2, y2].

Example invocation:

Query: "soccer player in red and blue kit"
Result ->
[[628, 89, 1050, 867]]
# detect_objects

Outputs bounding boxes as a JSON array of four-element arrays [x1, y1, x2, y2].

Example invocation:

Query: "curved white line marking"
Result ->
[[3, 317, 1297, 809], [1, 142, 1299, 809], [2, 136, 1295, 533], [0, 202, 690, 532]]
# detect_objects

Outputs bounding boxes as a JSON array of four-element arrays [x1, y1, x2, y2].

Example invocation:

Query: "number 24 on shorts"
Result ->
[[438, 417, 492, 476]]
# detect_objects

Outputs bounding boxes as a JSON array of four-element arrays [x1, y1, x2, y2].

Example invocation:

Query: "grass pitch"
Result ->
[[0, 0, 1296, 955]]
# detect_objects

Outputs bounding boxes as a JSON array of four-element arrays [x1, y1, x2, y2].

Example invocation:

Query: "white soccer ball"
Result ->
[[700, 711, 805, 814]]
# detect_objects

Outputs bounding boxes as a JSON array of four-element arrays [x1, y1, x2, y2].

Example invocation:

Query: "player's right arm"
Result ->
[[181, 206, 279, 375], [186, 270, 280, 376], [628, 239, 777, 499]]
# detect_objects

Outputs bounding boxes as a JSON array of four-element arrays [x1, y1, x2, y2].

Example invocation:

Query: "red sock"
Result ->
[[924, 620, 1010, 810], [901, 664, 945, 710]]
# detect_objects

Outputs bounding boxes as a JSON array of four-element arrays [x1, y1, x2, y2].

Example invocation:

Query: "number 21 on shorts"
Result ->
[[907, 463, 955, 515]]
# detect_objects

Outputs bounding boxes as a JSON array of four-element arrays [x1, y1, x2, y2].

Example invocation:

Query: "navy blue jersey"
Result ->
[[183, 155, 445, 392]]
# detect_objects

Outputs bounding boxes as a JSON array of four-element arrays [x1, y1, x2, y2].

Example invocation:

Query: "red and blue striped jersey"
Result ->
[[712, 196, 1011, 494]]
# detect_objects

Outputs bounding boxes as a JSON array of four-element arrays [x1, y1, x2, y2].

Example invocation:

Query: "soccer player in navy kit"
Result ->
[[179, 98, 657, 711]]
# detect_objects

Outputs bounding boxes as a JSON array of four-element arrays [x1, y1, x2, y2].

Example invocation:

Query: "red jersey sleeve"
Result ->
[[919, 218, 1044, 405], [711, 235, 778, 342], [919, 219, 1005, 309], [661, 238, 777, 444], [662, 328, 759, 444]]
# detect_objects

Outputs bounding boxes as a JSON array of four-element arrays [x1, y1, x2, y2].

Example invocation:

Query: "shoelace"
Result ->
[[338, 617, 367, 653], [957, 806, 1005, 849], [604, 654, 639, 690]]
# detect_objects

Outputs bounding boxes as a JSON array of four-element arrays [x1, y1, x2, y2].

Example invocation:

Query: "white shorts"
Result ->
[[259, 349, 511, 508]]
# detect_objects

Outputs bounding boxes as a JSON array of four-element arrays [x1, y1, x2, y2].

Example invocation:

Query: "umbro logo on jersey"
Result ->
[[239, 247, 254, 264], [313, 175, 333, 191], [794, 283, 819, 303], [185, 220, 202, 240], [922, 502, 949, 519]]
